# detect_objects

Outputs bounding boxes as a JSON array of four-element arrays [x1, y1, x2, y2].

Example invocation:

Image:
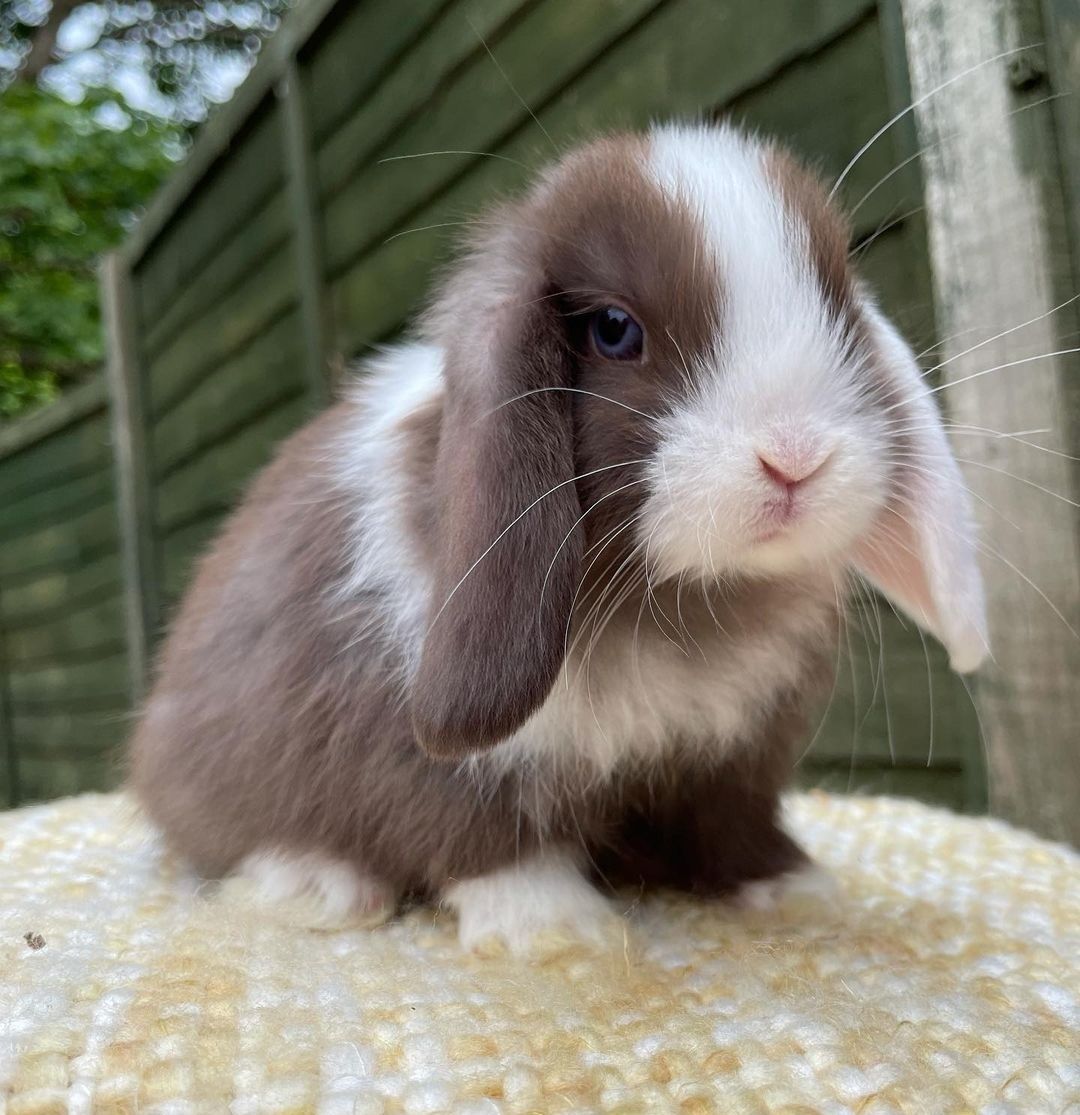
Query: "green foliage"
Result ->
[[1, 1, 292, 123], [0, 84, 179, 418]]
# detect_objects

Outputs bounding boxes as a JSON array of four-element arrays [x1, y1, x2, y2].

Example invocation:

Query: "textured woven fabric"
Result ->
[[1, 791, 1077, 1114]]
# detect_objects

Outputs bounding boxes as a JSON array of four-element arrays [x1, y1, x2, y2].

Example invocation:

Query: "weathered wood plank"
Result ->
[[15, 754, 121, 801], [4, 597, 127, 667], [305, 0, 455, 146], [278, 59, 332, 404], [154, 393, 309, 535], [151, 309, 305, 477], [901, 0, 1080, 844], [3, 467, 115, 537], [314, 0, 531, 202], [1, 553, 123, 629], [135, 105, 286, 327], [0, 378, 106, 462], [8, 653, 130, 708], [146, 244, 298, 418], [142, 191, 291, 361], [0, 503, 118, 585], [0, 412, 111, 506]]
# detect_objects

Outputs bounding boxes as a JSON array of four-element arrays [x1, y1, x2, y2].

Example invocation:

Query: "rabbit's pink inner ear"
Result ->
[[852, 499, 987, 674], [852, 303, 989, 674], [852, 504, 939, 639]]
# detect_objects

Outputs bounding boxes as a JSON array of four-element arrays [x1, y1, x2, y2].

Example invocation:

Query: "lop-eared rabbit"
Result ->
[[132, 124, 987, 952]]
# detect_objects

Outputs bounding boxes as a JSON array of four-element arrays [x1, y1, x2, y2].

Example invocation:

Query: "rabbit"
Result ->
[[130, 122, 988, 953]]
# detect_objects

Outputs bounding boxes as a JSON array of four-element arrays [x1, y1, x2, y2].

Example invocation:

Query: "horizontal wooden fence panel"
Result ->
[[304, 0, 463, 149], [135, 107, 287, 330], [0, 382, 131, 805], [0, 412, 114, 507]]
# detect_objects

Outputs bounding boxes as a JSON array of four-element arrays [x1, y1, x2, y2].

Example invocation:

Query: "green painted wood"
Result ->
[[16, 755, 120, 801], [135, 104, 286, 327], [7, 653, 130, 709], [854, 225, 937, 353], [154, 392, 310, 535], [0, 411, 111, 506], [9, 720, 124, 800], [151, 309, 305, 477], [279, 59, 333, 404], [314, 0, 531, 203], [9, 710, 129, 765], [3, 598, 127, 668], [1041, 0, 1080, 299], [0, 592, 17, 806], [1, 553, 123, 629], [146, 244, 298, 418], [3, 467, 115, 537], [305, 0, 455, 145], [102, 253, 157, 699], [323, 0, 877, 285], [0, 379, 107, 461], [142, 191, 291, 362], [875, 0, 939, 355], [0, 503, 119, 585]]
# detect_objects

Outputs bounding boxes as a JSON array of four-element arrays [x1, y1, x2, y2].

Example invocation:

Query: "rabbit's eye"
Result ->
[[589, 306, 644, 361]]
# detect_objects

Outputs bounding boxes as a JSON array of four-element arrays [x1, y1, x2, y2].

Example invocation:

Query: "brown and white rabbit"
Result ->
[[130, 123, 987, 952]]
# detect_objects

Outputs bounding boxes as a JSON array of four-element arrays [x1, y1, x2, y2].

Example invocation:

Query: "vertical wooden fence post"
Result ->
[[278, 56, 333, 407], [899, 0, 1080, 844], [102, 253, 158, 704], [0, 596, 18, 807]]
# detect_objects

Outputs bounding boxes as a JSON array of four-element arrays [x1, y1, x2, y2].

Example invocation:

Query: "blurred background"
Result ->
[[1, 0, 1077, 843]]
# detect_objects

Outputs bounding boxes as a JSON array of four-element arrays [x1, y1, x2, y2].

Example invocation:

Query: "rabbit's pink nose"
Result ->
[[757, 449, 830, 490]]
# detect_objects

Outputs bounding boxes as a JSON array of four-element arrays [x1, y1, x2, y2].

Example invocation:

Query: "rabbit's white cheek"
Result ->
[[442, 850, 617, 954]]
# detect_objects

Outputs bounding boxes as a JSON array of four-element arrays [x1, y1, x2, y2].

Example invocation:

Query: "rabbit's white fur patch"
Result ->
[[442, 850, 617, 954], [641, 124, 891, 582], [733, 861, 839, 912], [239, 849, 395, 929]]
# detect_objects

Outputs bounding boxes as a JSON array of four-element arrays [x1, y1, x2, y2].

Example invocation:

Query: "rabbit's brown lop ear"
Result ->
[[410, 243, 583, 759]]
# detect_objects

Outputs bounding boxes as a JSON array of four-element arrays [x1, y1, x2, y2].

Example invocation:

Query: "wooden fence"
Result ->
[[2, 0, 1077, 835], [0, 382, 133, 805]]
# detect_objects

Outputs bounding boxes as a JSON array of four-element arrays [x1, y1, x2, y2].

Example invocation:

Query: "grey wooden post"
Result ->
[[900, 0, 1080, 843], [101, 253, 158, 703], [278, 56, 333, 406]]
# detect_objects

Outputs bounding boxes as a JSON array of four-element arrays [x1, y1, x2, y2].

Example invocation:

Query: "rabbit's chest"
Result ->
[[494, 585, 835, 777]]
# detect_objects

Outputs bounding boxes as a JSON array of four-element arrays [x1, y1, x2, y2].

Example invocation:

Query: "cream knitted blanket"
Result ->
[[1, 791, 1077, 1114]]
